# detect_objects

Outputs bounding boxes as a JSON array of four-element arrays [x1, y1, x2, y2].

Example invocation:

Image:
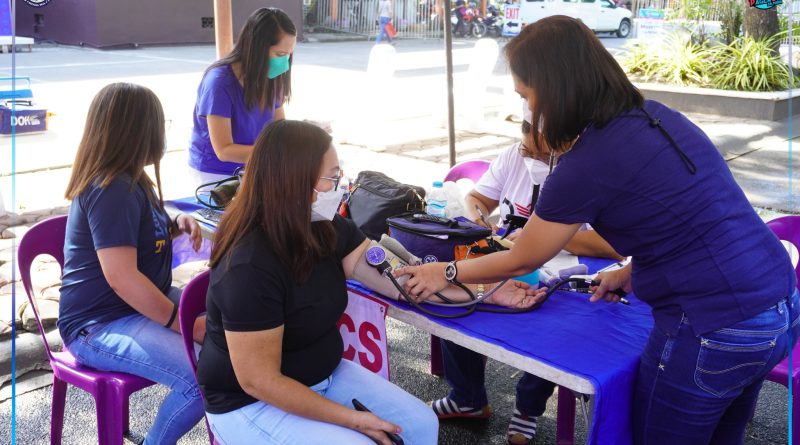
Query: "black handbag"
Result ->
[[346, 171, 426, 240]]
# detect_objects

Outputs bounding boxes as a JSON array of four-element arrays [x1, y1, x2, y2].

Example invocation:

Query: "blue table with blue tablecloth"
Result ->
[[168, 197, 653, 445], [350, 256, 653, 445]]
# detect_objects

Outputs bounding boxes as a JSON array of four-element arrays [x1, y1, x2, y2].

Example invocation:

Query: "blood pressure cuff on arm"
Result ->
[[351, 240, 409, 300]]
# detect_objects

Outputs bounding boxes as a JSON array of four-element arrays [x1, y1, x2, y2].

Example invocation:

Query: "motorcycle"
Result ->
[[450, 2, 486, 38], [481, 4, 503, 38]]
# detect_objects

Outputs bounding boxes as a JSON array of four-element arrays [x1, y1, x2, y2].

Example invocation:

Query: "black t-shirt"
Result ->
[[197, 215, 366, 414]]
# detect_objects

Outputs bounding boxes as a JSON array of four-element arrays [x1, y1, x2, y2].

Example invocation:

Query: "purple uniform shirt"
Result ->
[[189, 64, 278, 175], [535, 100, 795, 335]]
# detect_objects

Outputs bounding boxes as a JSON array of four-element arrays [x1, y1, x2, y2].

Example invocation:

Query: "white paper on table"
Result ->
[[542, 249, 580, 271]]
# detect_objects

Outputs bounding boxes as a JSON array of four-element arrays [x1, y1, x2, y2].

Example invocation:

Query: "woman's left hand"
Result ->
[[394, 263, 449, 302], [590, 265, 632, 304], [176, 214, 203, 252], [485, 280, 547, 308]]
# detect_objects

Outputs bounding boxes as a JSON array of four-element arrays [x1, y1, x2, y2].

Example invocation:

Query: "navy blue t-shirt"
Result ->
[[58, 175, 173, 345], [536, 100, 795, 335]]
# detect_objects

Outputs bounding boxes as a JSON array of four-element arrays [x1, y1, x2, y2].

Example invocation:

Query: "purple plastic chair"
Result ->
[[765, 215, 800, 441], [178, 270, 218, 445], [443, 159, 491, 183], [428, 160, 493, 377], [18, 215, 155, 445]]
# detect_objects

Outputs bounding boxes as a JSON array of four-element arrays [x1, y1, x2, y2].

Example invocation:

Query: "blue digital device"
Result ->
[[365, 246, 387, 266]]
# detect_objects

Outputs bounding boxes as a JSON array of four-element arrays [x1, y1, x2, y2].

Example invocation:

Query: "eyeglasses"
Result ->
[[320, 170, 344, 191], [164, 119, 173, 131], [518, 143, 535, 159]]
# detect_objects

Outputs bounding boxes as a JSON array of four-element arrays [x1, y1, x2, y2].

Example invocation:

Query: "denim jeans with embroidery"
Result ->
[[633, 289, 800, 445]]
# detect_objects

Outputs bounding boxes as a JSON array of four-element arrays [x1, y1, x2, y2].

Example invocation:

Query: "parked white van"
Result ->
[[516, 0, 633, 37]]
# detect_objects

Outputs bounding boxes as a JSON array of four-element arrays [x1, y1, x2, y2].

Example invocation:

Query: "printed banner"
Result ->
[[339, 287, 391, 380]]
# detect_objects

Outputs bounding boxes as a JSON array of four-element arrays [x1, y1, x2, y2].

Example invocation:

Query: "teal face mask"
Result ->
[[268, 55, 290, 79]]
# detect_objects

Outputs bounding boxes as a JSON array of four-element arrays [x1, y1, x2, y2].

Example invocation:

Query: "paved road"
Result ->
[[0, 36, 795, 444]]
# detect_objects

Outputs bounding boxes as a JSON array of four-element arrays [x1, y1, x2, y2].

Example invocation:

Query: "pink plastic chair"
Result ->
[[178, 270, 219, 445], [443, 159, 491, 183], [18, 215, 155, 445], [765, 215, 800, 441]]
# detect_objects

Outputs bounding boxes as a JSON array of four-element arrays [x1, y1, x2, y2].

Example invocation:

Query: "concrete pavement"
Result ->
[[0, 37, 796, 444]]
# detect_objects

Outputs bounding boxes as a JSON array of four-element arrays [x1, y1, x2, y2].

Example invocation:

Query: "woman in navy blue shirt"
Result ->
[[398, 16, 799, 444], [60, 83, 206, 445]]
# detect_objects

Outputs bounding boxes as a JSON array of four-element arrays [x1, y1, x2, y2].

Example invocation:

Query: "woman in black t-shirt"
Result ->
[[197, 120, 543, 445]]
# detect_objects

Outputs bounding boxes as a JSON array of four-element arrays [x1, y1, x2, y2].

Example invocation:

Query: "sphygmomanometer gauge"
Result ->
[[365, 246, 387, 268]]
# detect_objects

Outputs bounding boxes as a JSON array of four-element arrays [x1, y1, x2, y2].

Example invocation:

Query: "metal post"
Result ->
[[443, 0, 456, 167], [214, 0, 234, 59]]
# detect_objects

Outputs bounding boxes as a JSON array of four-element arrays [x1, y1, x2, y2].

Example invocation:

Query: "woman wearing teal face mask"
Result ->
[[188, 7, 296, 185]]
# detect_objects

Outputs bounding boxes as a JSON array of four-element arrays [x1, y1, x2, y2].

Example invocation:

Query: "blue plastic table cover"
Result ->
[[168, 197, 653, 444], [349, 255, 652, 445]]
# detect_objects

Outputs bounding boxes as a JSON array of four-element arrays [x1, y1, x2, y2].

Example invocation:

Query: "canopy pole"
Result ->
[[214, 0, 234, 59], [443, 0, 456, 167]]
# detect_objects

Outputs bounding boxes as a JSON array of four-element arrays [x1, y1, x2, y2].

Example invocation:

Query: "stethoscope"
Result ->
[[365, 244, 626, 318], [366, 106, 692, 319]]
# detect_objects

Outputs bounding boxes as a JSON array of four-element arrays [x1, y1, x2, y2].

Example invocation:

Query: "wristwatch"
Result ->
[[444, 261, 459, 283]]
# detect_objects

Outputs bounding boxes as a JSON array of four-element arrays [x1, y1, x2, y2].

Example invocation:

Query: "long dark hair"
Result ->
[[208, 7, 295, 111], [505, 15, 643, 154], [210, 120, 336, 283], [65, 82, 166, 207]]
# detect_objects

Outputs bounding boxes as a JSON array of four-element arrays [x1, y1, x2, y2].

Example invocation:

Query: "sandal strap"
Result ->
[[507, 409, 537, 440], [430, 397, 487, 417]]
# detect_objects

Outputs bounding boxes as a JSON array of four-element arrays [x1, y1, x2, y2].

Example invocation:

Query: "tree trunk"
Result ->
[[743, 1, 779, 41]]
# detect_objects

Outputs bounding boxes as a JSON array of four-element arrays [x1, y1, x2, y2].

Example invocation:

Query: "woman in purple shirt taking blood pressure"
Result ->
[[398, 16, 799, 445], [197, 120, 543, 445], [188, 8, 295, 185]]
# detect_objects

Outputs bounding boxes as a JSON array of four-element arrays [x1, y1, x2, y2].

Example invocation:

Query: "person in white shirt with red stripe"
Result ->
[[468, 109, 620, 257], [431, 108, 622, 445]]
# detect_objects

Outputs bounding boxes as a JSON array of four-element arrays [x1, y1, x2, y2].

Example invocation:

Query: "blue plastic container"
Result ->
[[515, 269, 540, 289]]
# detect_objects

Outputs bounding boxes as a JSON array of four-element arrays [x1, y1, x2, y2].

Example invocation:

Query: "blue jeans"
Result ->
[[376, 16, 393, 43], [206, 359, 439, 445], [634, 290, 800, 445], [441, 339, 556, 416], [66, 310, 205, 445]]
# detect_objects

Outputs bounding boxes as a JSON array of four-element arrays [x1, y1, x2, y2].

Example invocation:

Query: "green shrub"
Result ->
[[622, 33, 710, 86], [622, 32, 794, 92], [706, 35, 790, 91]]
